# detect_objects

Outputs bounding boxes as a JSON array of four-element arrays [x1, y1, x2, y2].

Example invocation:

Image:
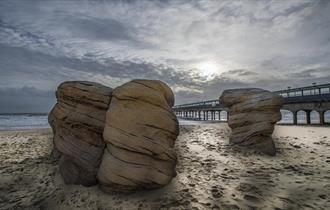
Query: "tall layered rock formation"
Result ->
[[49, 81, 112, 186], [49, 79, 179, 192], [98, 79, 179, 192], [220, 88, 284, 156]]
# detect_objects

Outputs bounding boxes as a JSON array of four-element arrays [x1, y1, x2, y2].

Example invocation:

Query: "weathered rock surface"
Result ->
[[49, 81, 112, 186], [98, 79, 179, 192], [220, 88, 284, 155], [49, 79, 179, 191]]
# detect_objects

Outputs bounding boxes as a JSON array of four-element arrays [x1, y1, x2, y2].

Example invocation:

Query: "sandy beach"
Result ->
[[0, 124, 329, 210]]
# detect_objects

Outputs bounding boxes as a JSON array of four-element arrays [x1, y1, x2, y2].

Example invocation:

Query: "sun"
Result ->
[[196, 61, 219, 78]]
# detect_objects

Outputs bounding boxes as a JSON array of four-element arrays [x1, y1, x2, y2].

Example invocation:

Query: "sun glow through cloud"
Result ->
[[195, 61, 221, 78], [1, 0, 330, 109]]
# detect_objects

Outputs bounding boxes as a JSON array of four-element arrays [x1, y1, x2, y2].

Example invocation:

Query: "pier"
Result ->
[[173, 83, 330, 125]]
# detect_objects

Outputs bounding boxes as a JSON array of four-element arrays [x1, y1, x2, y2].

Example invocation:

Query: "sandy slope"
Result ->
[[0, 124, 329, 210]]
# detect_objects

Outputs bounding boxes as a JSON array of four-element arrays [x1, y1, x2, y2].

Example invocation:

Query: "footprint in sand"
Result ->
[[210, 185, 223, 198], [243, 194, 261, 203]]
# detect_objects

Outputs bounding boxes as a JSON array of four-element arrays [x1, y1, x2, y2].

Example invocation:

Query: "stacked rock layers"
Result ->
[[49, 81, 112, 186], [98, 79, 179, 192], [220, 88, 284, 155], [49, 79, 179, 191]]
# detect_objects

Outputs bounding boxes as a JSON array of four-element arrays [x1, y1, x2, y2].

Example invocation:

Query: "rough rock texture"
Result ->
[[48, 79, 180, 191], [98, 79, 179, 192], [49, 81, 112, 186], [220, 88, 284, 155]]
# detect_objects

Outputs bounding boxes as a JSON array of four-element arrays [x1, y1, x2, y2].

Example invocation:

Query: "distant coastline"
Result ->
[[0, 114, 50, 131], [0, 112, 328, 131], [0, 113, 48, 115]]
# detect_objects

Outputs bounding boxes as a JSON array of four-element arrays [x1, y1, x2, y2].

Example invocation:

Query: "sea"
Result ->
[[0, 110, 329, 130], [0, 114, 50, 131]]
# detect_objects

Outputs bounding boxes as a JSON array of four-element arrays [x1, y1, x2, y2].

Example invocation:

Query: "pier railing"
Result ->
[[173, 83, 330, 109], [173, 83, 330, 125]]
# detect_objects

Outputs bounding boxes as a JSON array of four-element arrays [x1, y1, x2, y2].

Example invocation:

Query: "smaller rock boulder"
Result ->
[[220, 88, 284, 155]]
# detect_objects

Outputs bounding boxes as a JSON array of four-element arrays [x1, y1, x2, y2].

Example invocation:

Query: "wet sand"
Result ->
[[0, 124, 329, 210]]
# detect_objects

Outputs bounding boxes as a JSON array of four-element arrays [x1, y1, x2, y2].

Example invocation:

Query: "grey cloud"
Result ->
[[258, 50, 330, 73], [67, 16, 131, 41], [174, 90, 203, 105], [0, 19, 54, 47], [221, 69, 258, 77], [288, 68, 330, 86], [277, 1, 314, 17], [0, 86, 55, 113], [1, 40, 329, 109], [0, 0, 330, 112], [0, 86, 53, 97], [179, 65, 330, 103], [0, 42, 203, 97], [209, 0, 314, 24]]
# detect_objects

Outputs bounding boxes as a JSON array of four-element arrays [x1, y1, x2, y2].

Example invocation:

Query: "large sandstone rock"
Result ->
[[49, 81, 112, 186], [220, 88, 284, 155], [98, 79, 179, 192]]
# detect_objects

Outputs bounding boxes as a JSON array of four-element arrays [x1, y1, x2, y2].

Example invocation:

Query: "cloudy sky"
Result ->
[[0, 0, 330, 113]]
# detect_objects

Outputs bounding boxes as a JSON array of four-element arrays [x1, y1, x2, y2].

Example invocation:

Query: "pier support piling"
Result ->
[[306, 110, 311, 124], [293, 111, 298, 125], [320, 111, 325, 125]]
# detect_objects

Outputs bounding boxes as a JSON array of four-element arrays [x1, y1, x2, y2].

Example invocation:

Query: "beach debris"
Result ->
[[49, 81, 112, 186], [98, 79, 179, 192], [220, 88, 284, 155]]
